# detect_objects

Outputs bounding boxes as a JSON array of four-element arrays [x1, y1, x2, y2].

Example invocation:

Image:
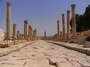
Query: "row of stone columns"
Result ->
[[23, 20, 37, 40], [5, 2, 37, 43], [24, 20, 38, 41], [8, 19, 37, 41], [56, 4, 76, 41]]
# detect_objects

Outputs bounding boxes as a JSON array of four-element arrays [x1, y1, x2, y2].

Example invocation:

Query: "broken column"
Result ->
[[6, 2, 13, 40], [57, 20, 60, 40], [24, 20, 28, 40], [71, 4, 76, 34], [67, 10, 70, 40], [62, 14, 65, 40]]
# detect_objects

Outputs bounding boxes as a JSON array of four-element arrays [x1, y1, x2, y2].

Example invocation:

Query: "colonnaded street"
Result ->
[[0, 40, 90, 67], [0, 1, 90, 67]]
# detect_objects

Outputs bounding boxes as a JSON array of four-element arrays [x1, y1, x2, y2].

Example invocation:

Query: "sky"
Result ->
[[0, 0, 90, 36]]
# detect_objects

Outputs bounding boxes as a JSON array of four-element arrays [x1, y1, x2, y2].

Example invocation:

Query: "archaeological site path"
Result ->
[[0, 40, 90, 67]]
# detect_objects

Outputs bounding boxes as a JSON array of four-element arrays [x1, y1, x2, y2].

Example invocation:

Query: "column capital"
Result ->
[[71, 4, 76, 8], [29, 25, 32, 30], [57, 20, 59, 23], [67, 10, 70, 13], [24, 20, 28, 24], [6, 2, 11, 7], [62, 13, 65, 16]]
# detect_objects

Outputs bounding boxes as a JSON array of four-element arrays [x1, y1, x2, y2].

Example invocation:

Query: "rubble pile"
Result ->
[[69, 30, 90, 45]]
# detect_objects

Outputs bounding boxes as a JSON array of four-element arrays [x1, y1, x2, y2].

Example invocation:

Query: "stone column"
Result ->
[[13, 24, 16, 40], [44, 31, 47, 40], [13, 24, 16, 44], [71, 4, 76, 34], [62, 14, 65, 40], [57, 20, 60, 40], [28, 25, 32, 40], [24, 20, 28, 40], [17, 30, 20, 40], [60, 32, 63, 40], [67, 10, 70, 40], [33, 29, 37, 40], [6, 2, 13, 40]]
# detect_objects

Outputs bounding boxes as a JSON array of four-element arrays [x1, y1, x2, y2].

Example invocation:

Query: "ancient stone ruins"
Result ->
[[0, 2, 37, 48], [0, 1, 90, 67], [0, 2, 89, 48]]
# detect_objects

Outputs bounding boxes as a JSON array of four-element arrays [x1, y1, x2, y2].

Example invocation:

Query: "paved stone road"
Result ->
[[0, 40, 90, 67]]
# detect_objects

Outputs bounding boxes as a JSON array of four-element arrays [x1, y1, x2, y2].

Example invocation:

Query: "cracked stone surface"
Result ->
[[0, 40, 90, 67]]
